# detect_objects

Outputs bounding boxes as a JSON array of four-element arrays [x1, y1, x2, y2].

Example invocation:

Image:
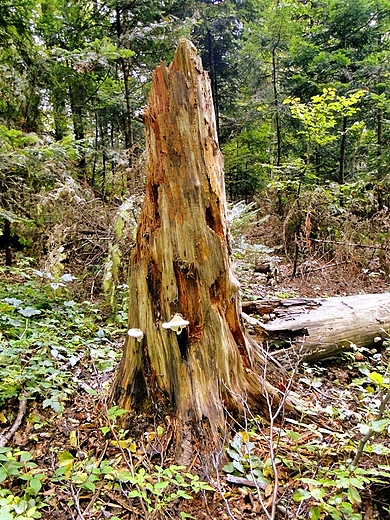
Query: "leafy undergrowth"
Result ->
[[1, 261, 390, 519]]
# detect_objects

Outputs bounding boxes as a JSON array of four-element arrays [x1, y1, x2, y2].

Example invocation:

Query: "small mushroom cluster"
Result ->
[[162, 314, 189, 335], [127, 328, 144, 342], [127, 314, 189, 341]]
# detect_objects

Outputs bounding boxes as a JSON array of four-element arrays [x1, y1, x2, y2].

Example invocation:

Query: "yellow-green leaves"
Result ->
[[283, 88, 366, 147]]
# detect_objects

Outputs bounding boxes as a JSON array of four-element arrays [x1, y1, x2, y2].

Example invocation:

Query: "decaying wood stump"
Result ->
[[111, 39, 290, 463], [242, 294, 390, 363]]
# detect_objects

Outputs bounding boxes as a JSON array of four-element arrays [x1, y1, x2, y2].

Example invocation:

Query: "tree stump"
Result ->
[[111, 39, 288, 464]]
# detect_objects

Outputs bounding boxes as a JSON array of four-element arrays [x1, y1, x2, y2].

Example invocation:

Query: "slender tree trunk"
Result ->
[[377, 108, 383, 180], [339, 116, 347, 183], [272, 44, 282, 167], [111, 40, 289, 464], [116, 6, 134, 176], [99, 121, 107, 198], [69, 83, 86, 175], [52, 91, 67, 142], [4, 219, 12, 267]]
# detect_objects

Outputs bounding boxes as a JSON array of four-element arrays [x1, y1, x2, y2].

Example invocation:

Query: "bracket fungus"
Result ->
[[162, 314, 190, 335], [127, 328, 144, 342]]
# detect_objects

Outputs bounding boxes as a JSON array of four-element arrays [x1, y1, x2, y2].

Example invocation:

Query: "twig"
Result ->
[[83, 440, 110, 514], [211, 454, 238, 520], [311, 238, 390, 251], [225, 474, 266, 488], [352, 387, 390, 468], [0, 395, 28, 447], [69, 484, 86, 520]]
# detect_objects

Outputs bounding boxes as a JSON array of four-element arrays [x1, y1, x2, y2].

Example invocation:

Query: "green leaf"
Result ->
[[177, 490, 193, 500], [154, 480, 170, 491], [18, 307, 41, 317], [57, 451, 75, 466], [85, 388, 98, 396], [371, 419, 390, 433], [20, 452, 33, 463], [42, 397, 62, 413], [347, 485, 361, 504], [3, 298, 22, 307], [309, 506, 321, 520], [128, 489, 142, 498], [232, 460, 245, 474], [28, 477, 43, 494], [83, 480, 96, 492], [0, 513, 14, 520], [231, 434, 243, 452], [226, 447, 241, 461], [286, 430, 301, 441], [293, 489, 312, 501], [107, 406, 128, 419], [369, 372, 384, 385], [222, 462, 235, 473], [0, 467, 8, 483], [25, 505, 38, 518], [311, 487, 325, 500]]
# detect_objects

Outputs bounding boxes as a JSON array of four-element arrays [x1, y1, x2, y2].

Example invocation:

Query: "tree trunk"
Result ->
[[111, 39, 289, 464], [271, 43, 281, 167], [242, 294, 390, 364], [4, 219, 12, 267], [339, 116, 347, 183], [69, 83, 86, 175]]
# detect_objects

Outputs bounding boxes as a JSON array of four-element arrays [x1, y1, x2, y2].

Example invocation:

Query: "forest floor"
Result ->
[[1, 222, 390, 520]]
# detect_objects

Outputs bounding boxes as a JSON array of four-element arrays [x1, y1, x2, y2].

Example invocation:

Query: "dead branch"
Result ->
[[0, 395, 28, 447]]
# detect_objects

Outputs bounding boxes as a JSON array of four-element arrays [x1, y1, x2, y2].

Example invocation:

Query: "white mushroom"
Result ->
[[162, 314, 189, 335], [127, 328, 144, 342]]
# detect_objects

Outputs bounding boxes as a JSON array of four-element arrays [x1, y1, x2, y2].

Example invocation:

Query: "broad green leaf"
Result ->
[[357, 423, 370, 435], [232, 460, 245, 474], [26, 506, 39, 518], [348, 485, 361, 504], [154, 480, 170, 490], [3, 298, 22, 307], [311, 487, 325, 500], [286, 430, 301, 441], [293, 489, 312, 501], [0, 467, 8, 483], [18, 307, 41, 317], [83, 480, 96, 492], [177, 490, 193, 499], [57, 451, 75, 466], [28, 477, 42, 495], [226, 448, 241, 461], [0, 513, 14, 520], [371, 419, 390, 433], [222, 462, 235, 473], [309, 506, 321, 520], [20, 452, 33, 463], [369, 372, 384, 385], [231, 434, 243, 452]]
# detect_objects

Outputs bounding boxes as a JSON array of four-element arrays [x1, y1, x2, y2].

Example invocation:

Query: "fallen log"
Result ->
[[242, 293, 390, 364]]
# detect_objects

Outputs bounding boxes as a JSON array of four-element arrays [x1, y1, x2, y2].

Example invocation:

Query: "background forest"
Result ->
[[2, 2, 390, 519], [2, 0, 390, 285]]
